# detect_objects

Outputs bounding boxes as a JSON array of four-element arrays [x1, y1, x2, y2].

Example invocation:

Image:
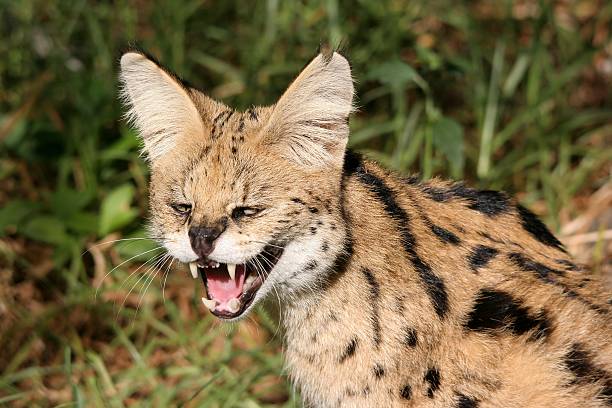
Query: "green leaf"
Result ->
[[20, 216, 68, 245], [431, 117, 464, 178], [349, 121, 396, 146], [98, 184, 138, 236], [99, 127, 141, 161], [65, 212, 99, 234], [0, 200, 42, 236], [50, 188, 93, 219], [367, 60, 423, 91]]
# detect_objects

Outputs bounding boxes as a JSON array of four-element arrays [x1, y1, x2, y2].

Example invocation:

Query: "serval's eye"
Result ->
[[171, 203, 192, 216], [231, 206, 262, 220]]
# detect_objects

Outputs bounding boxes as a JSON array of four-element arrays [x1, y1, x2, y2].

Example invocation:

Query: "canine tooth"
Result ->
[[227, 263, 236, 280], [201, 297, 216, 311], [227, 298, 240, 313], [244, 274, 255, 287], [189, 262, 198, 279]]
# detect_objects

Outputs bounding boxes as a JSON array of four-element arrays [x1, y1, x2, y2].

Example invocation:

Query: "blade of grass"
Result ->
[[477, 41, 505, 180]]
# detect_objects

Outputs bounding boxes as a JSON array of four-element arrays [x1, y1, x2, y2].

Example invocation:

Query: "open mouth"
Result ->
[[188, 245, 283, 319]]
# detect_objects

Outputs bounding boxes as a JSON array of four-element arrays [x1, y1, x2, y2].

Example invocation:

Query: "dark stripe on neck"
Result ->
[[321, 149, 357, 287], [350, 156, 449, 319], [362, 268, 382, 347]]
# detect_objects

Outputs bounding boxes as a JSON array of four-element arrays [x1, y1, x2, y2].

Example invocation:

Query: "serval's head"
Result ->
[[119, 49, 354, 320]]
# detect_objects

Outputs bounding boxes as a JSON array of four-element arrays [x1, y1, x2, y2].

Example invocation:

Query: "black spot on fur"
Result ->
[[456, 393, 479, 408], [424, 367, 441, 398], [556, 258, 580, 271], [466, 289, 550, 340], [450, 185, 510, 216], [199, 145, 211, 158], [291, 197, 305, 205], [508, 252, 564, 283], [402, 187, 460, 246], [479, 231, 510, 246], [324, 231, 353, 285], [247, 107, 258, 121], [403, 174, 420, 185], [403, 327, 418, 348], [321, 241, 329, 252], [362, 268, 382, 347], [422, 183, 511, 216], [305, 260, 318, 271], [308, 206, 319, 213], [342, 149, 363, 178], [231, 147, 237, 154], [223, 110, 234, 124], [431, 225, 461, 245], [339, 337, 358, 363], [508, 252, 607, 315], [468, 245, 498, 272], [421, 185, 450, 202], [565, 344, 595, 379], [564, 343, 612, 400], [400, 384, 412, 400], [363, 268, 380, 298], [410, 256, 448, 319], [517, 205, 565, 251], [352, 159, 448, 319], [310, 226, 317, 234], [211, 110, 233, 139], [374, 364, 385, 379]]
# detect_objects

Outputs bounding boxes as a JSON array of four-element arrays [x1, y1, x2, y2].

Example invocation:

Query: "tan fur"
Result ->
[[284, 167, 611, 407], [120, 49, 612, 407]]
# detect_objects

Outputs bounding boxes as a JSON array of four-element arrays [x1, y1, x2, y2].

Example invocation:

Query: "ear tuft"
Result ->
[[265, 51, 355, 167], [119, 51, 203, 161]]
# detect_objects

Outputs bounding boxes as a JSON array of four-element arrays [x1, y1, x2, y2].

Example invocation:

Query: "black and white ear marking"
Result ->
[[119, 51, 204, 161], [264, 51, 355, 167]]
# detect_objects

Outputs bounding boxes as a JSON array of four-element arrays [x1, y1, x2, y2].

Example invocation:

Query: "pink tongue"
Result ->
[[206, 264, 246, 303]]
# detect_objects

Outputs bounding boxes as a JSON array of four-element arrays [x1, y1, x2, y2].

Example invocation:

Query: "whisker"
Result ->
[[248, 240, 285, 250], [94, 246, 164, 298], [135, 254, 171, 318], [82, 237, 151, 256], [161, 258, 175, 303], [117, 252, 167, 291], [116, 252, 169, 321], [249, 256, 283, 341]]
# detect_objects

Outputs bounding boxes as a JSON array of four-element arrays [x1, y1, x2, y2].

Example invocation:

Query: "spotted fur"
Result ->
[[120, 49, 612, 407]]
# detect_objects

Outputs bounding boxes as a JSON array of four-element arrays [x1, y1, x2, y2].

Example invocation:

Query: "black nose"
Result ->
[[189, 225, 224, 258]]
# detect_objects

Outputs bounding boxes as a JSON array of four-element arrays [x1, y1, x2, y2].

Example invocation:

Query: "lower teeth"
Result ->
[[227, 298, 240, 313], [201, 297, 216, 311]]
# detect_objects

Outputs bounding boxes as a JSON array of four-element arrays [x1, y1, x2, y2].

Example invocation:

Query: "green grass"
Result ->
[[1, 0, 611, 406]]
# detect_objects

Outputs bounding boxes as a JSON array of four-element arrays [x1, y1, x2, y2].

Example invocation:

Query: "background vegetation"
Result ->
[[1, 0, 610, 406]]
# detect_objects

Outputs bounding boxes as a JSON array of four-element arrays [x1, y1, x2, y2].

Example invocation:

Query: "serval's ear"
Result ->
[[263, 51, 355, 168], [119, 51, 204, 161]]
